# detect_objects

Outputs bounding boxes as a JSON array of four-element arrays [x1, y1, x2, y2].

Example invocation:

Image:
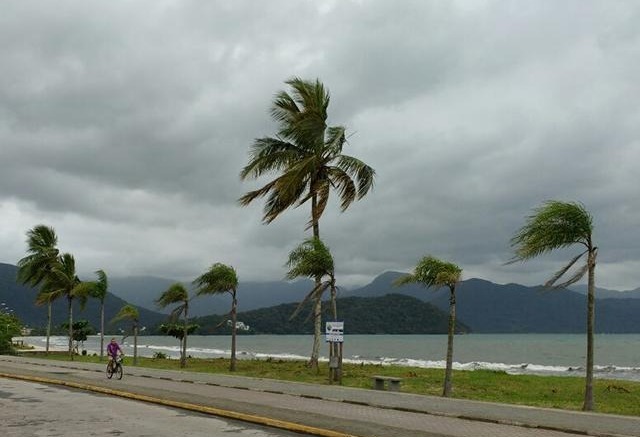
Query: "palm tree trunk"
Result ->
[[133, 324, 138, 366], [45, 302, 51, 356], [100, 301, 105, 361], [181, 306, 188, 368], [230, 292, 238, 372], [309, 193, 321, 371], [68, 297, 74, 360], [443, 287, 456, 397], [583, 248, 597, 411]]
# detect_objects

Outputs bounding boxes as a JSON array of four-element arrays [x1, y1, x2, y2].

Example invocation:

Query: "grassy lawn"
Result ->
[[31, 352, 640, 416]]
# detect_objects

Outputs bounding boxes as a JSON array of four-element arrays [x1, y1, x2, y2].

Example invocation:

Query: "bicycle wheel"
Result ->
[[115, 364, 123, 380], [106, 364, 113, 379]]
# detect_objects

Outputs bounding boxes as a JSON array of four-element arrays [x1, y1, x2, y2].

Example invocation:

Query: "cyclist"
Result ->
[[106, 338, 123, 371]]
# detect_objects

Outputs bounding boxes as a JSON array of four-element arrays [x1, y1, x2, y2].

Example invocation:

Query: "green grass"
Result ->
[[31, 352, 640, 416]]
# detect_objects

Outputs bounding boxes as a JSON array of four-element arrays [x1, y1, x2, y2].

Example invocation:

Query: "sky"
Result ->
[[1, 1, 639, 290]]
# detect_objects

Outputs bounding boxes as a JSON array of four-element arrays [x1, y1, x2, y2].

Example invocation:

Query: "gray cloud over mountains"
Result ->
[[1, 1, 639, 290]]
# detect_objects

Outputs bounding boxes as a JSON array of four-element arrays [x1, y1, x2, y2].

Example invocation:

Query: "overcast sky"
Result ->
[[1, 1, 639, 290]]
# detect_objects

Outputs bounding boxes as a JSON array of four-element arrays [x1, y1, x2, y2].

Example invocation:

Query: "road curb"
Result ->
[[0, 372, 360, 437]]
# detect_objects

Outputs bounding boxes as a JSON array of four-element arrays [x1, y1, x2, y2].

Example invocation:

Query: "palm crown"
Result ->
[[239, 77, 375, 227]]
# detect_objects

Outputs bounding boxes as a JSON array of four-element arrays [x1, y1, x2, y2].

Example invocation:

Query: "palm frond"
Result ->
[[289, 281, 330, 321], [544, 250, 588, 288], [194, 263, 238, 296], [510, 200, 593, 261], [553, 263, 590, 289]]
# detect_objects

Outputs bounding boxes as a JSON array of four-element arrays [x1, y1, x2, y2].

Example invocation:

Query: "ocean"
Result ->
[[19, 333, 640, 382]]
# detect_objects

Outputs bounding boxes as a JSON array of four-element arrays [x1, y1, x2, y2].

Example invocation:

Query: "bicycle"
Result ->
[[106, 355, 124, 380]]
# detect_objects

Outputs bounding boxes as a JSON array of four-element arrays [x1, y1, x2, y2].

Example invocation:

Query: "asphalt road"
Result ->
[[1, 377, 312, 437], [2, 355, 638, 437]]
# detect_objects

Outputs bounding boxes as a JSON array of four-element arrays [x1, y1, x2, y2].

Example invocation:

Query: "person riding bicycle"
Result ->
[[106, 338, 123, 371]]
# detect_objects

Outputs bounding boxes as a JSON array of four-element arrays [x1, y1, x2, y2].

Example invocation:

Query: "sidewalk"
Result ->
[[1, 355, 639, 437]]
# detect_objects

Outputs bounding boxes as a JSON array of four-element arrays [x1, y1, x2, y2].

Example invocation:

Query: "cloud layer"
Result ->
[[2, 1, 639, 290]]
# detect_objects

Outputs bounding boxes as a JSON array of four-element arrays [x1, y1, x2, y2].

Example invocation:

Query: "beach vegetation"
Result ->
[[156, 283, 192, 368], [239, 77, 375, 370], [510, 200, 598, 411], [194, 263, 239, 371], [17, 225, 60, 354], [112, 304, 140, 365], [395, 256, 463, 397]]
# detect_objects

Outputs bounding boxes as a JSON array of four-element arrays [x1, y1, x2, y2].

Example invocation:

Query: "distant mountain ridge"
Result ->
[[0, 263, 166, 333], [3, 262, 640, 333], [192, 294, 470, 335]]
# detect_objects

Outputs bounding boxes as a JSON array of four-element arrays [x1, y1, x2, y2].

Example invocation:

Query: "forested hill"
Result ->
[[0, 263, 166, 332], [191, 294, 470, 335]]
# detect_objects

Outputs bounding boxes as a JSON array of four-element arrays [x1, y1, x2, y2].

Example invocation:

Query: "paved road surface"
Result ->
[[1, 377, 312, 437], [2, 355, 639, 437]]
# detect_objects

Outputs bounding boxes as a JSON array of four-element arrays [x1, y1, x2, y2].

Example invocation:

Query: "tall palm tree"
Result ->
[[17, 225, 59, 355], [41, 253, 88, 360], [156, 283, 190, 368], [194, 263, 239, 371], [112, 304, 140, 365], [77, 270, 109, 361], [509, 200, 597, 411], [239, 77, 375, 368], [395, 256, 462, 397]]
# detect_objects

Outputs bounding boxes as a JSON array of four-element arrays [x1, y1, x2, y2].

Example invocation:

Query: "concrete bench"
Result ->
[[371, 375, 402, 391]]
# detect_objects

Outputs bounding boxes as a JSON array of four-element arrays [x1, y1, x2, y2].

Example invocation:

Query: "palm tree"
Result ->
[[75, 270, 109, 360], [396, 256, 462, 397], [41, 253, 88, 359], [112, 304, 140, 365], [34, 290, 56, 354], [239, 77, 375, 368], [17, 225, 59, 355], [286, 237, 338, 371], [156, 283, 190, 368], [194, 263, 239, 371], [509, 200, 597, 411]]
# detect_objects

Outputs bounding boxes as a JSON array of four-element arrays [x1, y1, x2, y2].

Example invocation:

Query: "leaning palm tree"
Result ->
[[112, 304, 140, 365], [509, 200, 597, 411], [17, 225, 59, 354], [76, 270, 109, 360], [239, 78, 375, 368], [194, 263, 239, 371], [41, 253, 88, 359], [156, 283, 190, 368], [286, 237, 337, 371], [34, 290, 57, 354], [395, 256, 462, 397]]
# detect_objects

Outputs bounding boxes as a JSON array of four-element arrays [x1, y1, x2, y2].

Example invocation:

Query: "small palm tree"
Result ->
[[41, 253, 88, 359], [34, 290, 57, 354], [76, 270, 109, 361], [239, 78, 375, 369], [17, 225, 59, 355], [112, 304, 140, 365], [194, 263, 239, 371], [156, 283, 190, 368], [509, 200, 597, 411], [396, 256, 462, 397], [286, 237, 337, 370]]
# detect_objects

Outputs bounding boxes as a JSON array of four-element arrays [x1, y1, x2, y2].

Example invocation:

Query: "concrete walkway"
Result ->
[[1, 355, 639, 437]]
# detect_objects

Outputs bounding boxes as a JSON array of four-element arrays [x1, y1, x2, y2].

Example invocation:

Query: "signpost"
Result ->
[[326, 321, 344, 384]]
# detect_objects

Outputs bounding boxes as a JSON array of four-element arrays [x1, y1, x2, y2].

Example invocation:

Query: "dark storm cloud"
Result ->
[[1, 1, 639, 290]]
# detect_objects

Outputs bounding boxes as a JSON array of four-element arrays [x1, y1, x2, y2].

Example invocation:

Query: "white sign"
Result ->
[[325, 321, 344, 343]]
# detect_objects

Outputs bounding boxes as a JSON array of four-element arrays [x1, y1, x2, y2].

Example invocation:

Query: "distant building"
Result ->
[[226, 320, 250, 331]]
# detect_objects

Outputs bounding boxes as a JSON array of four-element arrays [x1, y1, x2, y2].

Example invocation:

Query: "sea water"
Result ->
[[19, 333, 640, 381]]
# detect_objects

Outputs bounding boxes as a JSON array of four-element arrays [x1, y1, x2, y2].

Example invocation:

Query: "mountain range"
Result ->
[[3, 262, 640, 333]]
